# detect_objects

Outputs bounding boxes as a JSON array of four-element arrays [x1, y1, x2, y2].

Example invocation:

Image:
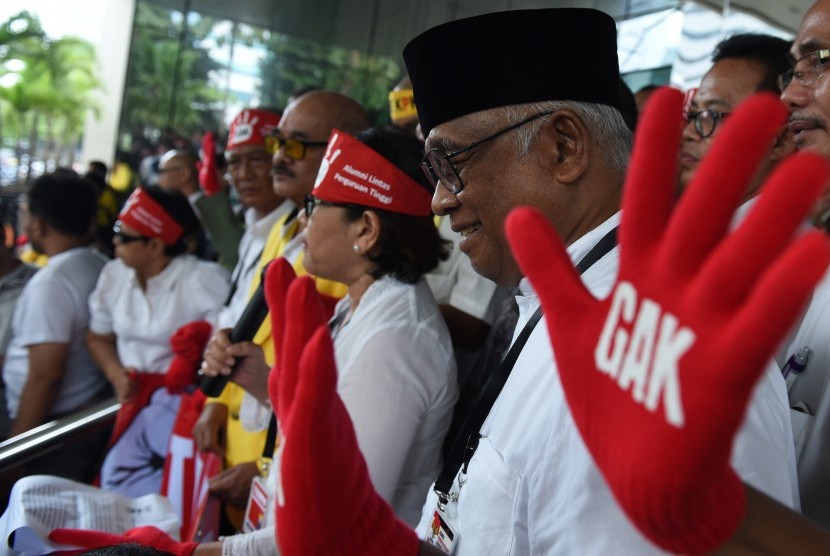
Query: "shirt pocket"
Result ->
[[457, 436, 521, 555], [790, 406, 815, 464]]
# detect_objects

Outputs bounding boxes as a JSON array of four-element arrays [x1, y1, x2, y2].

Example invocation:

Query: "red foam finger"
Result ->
[[662, 94, 789, 275], [278, 277, 326, 419], [619, 87, 683, 258], [692, 153, 829, 309], [263, 258, 297, 414]]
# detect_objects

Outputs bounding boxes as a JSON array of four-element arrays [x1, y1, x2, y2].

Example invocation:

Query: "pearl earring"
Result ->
[[353, 244, 362, 254]]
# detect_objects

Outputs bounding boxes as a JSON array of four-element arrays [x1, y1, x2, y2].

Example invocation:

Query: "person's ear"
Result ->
[[148, 236, 167, 256], [769, 126, 796, 162], [29, 216, 46, 241], [542, 110, 592, 185], [352, 210, 381, 255]]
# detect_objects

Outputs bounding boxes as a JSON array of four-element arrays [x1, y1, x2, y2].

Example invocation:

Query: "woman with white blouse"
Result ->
[[198, 126, 458, 556], [87, 185, 229, 498]]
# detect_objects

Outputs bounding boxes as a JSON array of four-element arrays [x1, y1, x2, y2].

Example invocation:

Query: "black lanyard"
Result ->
[[434, 225, 618, 505]]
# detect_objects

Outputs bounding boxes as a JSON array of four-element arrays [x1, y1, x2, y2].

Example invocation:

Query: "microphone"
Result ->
[[200, 262, 272, 397]]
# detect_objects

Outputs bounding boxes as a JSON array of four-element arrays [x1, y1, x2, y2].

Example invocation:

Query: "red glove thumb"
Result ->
[[198, 131, 221, 196], [276, 327, 419, 555], [165, 320, 212, 393], [277, 277, 327, 420], [50, 526, 197, 556], [262, 257, 297, 411]]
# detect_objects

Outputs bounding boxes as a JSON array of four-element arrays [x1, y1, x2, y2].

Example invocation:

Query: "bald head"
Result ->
[[272, 91, 370, 203], [291, 90, 371, 135], [158, 149, 199, 196]]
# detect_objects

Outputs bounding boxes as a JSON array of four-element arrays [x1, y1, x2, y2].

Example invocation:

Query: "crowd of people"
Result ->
[[3, 1, 830, 554]]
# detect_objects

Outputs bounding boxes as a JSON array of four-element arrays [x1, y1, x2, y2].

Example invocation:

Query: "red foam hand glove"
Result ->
[[505, 89, 830, 554], [49, 525, 197, 555], [275, 321, 419, 555], [197, 131, 221, 196], [261, 257, 299, 412], [166, 320, 213, 393]]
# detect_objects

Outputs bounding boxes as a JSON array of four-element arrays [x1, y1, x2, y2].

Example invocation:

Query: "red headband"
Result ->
[[227, 108, 281, 151], [119, 188, 184, 245], [311, 130, 433, 217]]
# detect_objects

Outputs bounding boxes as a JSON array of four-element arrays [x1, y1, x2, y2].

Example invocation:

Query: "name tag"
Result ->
[[242, 476, 270, 532], [424, 506, 458, 554]]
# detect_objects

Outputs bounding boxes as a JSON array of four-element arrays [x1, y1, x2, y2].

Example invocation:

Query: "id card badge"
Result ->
[[242, 476, 270, 533], [424, 504, 459, 554]]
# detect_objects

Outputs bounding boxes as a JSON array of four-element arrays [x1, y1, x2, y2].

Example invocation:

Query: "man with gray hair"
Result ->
[[401, 7, 796, 553]]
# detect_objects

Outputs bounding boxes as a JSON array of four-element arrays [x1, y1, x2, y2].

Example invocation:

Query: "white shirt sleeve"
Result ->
[[88, 263, 116, 335], [221, 527, 279, 556], [337, 324, 452, 503], [14, 277, 75, 346]]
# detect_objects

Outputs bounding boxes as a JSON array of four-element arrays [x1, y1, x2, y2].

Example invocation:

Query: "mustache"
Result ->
[[789, 112, 825, 127], [271, 163, 295, 179]]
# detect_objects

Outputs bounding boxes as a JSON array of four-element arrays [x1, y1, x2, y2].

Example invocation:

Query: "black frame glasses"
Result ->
[[266, 135, 329, 160], [683, 109, 731, 139], [112, 221, 150, 245], [778, 49, 830, 92], [304, 194, 365, 218], [421, 110, 556, 194]]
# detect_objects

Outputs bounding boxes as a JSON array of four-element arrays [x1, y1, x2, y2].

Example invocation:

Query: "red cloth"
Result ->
[[109, 372, 166, 447], [505, 89, 830, 553], [119, 187, 183, 245], [312, 130, 433, 216], [50, 525, 197, 555], [197, 131, 221, 196], [227, 108, 280, 151], [267, 272, 419, 555], [165, 320, 212, 393], [160, 389, 212, 539]]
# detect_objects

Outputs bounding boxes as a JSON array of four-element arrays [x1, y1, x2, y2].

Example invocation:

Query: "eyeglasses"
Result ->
[[303, 194, 364, 218], [778, 49, 830, 92], [266, 135, 328, 160], [420, 110, 555, 195], [683, 109, 731, 139], [112, 221, 149, 245]]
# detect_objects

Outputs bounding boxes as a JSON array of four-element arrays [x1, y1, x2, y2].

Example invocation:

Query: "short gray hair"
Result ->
[[499, 101, 632, 171]]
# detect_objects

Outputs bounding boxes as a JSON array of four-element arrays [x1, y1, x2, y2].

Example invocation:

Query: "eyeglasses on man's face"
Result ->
[[420, 110, 555, 195], [266, 134, 328, 161], [112, 221, 150, 245], [683, 109, 731, 139], [778, 49, 830, 92]]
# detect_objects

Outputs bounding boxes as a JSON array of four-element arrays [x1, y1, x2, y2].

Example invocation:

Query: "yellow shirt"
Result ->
[[206, 209, 346, 478], [206, 209, 345, 529]]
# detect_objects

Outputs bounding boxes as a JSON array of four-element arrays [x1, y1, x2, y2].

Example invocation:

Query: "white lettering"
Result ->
[[334, 172, 368, 193], [593, 281, 694, 428], [368, 174, 391, 190], [595, 281, 636, 378], [369, 187, 392, 204], [617, 298, 660, 402], [343, 164, 369, 180], [166, 434, 194, 520], [646, 313, 694, 427]]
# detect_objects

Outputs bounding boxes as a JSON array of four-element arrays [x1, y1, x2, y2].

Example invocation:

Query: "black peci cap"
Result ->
[[403, 8, 621, 136]]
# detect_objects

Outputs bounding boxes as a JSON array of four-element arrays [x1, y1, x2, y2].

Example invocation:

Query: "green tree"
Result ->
[[120, 3, 223, 148], [0, 11, 101, 185]]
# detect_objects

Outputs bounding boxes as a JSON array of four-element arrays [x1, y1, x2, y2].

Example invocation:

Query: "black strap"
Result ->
[[433, 225, 618, 502], [224, 247, 265, 306], [262, 414, 278, 458]]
